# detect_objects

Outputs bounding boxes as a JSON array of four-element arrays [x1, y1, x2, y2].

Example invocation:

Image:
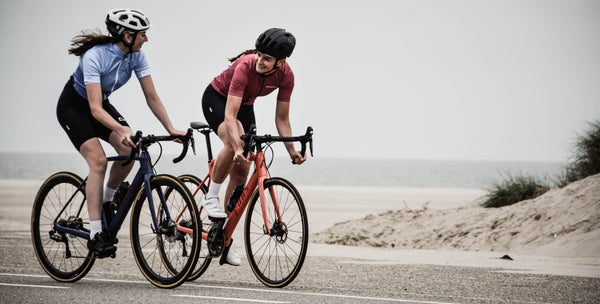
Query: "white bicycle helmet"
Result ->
[[106, 8, 151, 37]]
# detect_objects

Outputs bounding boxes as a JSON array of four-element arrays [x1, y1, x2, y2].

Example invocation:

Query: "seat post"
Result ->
[[201, 130, 213, 162]]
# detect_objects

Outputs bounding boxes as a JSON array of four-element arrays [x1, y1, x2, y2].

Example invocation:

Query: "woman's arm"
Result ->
[[86, 83, 135, 147], [224, 94, 246, 162], [275, 100, 306, 164], [139, 76, 185, 136]]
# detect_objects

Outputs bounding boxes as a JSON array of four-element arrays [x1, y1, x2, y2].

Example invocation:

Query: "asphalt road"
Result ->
[[2, 229, 599, 304]]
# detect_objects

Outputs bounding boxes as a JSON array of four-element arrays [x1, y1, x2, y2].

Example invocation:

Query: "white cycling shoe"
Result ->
[[225, 243, 241, 266], [201, 197, 227, 219]]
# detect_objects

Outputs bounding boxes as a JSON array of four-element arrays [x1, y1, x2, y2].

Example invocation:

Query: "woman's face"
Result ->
[[126, 31, 148, 52], [255, 52, 281, 74]]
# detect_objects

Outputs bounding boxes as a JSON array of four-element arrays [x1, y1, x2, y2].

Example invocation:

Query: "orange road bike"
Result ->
[[31, 130, 201, 288], [173, 122, 313, 288]]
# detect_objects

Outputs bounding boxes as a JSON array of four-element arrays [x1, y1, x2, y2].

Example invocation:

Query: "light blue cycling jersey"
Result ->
[[72, 42, 151, 101]]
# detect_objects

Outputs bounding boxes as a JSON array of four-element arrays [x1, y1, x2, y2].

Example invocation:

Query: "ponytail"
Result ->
[[228, 49, 257, 63], [68, 30, 118, 57]]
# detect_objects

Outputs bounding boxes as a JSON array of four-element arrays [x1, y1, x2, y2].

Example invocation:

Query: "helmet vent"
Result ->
[[134, 17, 147, 27]]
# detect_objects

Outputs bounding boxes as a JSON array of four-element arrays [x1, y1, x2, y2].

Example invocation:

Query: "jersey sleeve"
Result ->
[[81, 49, 102, 84], [277, 69, 294, 102], [133, 51, 151, 79]]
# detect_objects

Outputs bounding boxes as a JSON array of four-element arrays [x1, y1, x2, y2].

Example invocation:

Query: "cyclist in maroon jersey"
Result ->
[[200, 28, 306, 265]]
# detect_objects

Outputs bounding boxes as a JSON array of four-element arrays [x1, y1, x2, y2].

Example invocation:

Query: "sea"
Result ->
[[0, 152, 564, 189]]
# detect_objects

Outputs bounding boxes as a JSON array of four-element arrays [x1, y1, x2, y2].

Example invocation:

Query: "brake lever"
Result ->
[[185, 127, 196, 155], [190, 137, 196, 155], [242, 124, 257, 158], [306, 126, 314, 157], [122, 131, 143, 167]]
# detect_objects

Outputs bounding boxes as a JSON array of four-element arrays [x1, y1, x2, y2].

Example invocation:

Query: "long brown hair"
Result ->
[[228, 49, 257, 63], [68, 30, 118, 57]]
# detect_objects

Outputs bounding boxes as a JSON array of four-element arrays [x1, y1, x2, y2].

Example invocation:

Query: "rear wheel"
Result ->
[[130, 174, 201, 288], [31, 172, 95, 283], [177, 174, 212, 281], [245, 177, 308, 288]]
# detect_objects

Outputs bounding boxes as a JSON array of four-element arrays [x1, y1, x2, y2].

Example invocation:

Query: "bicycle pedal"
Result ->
[[94, 250, 116, 259]]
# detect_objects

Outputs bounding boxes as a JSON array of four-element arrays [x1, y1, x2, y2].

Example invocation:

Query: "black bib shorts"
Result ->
[[56, 76, 129, 150]]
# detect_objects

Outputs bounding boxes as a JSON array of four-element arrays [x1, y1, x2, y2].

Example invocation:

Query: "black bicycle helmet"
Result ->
[[255, 28, 296, 59]]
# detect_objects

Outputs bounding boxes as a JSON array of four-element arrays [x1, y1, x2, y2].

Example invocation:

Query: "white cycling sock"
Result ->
[[206, 181, 222, 200], [90, 220, 103, 239], [104, 186, 116, 203]]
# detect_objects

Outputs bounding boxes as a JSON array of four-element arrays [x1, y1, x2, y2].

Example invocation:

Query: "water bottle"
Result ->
[[226, 184, 245, 212], [110, 181, 130, 211]]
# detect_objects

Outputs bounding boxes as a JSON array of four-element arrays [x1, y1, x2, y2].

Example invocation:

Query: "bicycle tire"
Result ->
[[31, 171, 95, 283], [130, 174, 201, 288], [244, 177, 309, 288], [176, 174, 212, 281]]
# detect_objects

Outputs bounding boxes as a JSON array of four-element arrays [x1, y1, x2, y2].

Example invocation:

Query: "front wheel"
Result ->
[[130, 174, 201, 288], [244, 177, 309, 288], [31, 172, 95, 283]]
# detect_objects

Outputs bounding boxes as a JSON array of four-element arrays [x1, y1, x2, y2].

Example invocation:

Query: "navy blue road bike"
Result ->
[[31, 129, 201, 288]]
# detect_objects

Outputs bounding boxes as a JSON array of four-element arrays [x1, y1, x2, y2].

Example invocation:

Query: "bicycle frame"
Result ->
[[52, 150, 173, 241], [180, 151, 278, 248], [182, 122, 312, 256], [222, 151, 279, 246]]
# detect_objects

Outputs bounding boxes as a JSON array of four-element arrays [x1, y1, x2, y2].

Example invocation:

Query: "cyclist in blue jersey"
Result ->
[[56, 8, 186, 257]]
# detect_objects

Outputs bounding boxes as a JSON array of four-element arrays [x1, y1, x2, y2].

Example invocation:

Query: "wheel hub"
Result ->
[[271, 221, 288, 244]]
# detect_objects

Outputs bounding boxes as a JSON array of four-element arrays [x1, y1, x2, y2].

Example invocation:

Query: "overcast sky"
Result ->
[[1, 0, 598, 162]]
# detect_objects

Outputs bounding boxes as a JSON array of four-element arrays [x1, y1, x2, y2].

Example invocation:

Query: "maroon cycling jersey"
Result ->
[[210, 54, 294, 105]]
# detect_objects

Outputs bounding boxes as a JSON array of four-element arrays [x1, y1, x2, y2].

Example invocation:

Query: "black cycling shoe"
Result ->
[[87, 232, 117, 258]]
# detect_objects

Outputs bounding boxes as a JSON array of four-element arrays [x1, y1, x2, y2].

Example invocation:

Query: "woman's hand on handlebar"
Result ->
[[119, 127, 136, 148], [169, 128, 189, 144], [233, 146, 248, 165], [290, 150, 306, 165]]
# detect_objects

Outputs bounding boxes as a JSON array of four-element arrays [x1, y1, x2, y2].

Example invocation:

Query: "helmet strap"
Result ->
[[262, 58, 283, 76], [122, 32, 138, 53]]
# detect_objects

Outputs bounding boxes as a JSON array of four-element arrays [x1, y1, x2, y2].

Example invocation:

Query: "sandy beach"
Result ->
[[311, 174, 600, 258], [2, 175, 599, 278]]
